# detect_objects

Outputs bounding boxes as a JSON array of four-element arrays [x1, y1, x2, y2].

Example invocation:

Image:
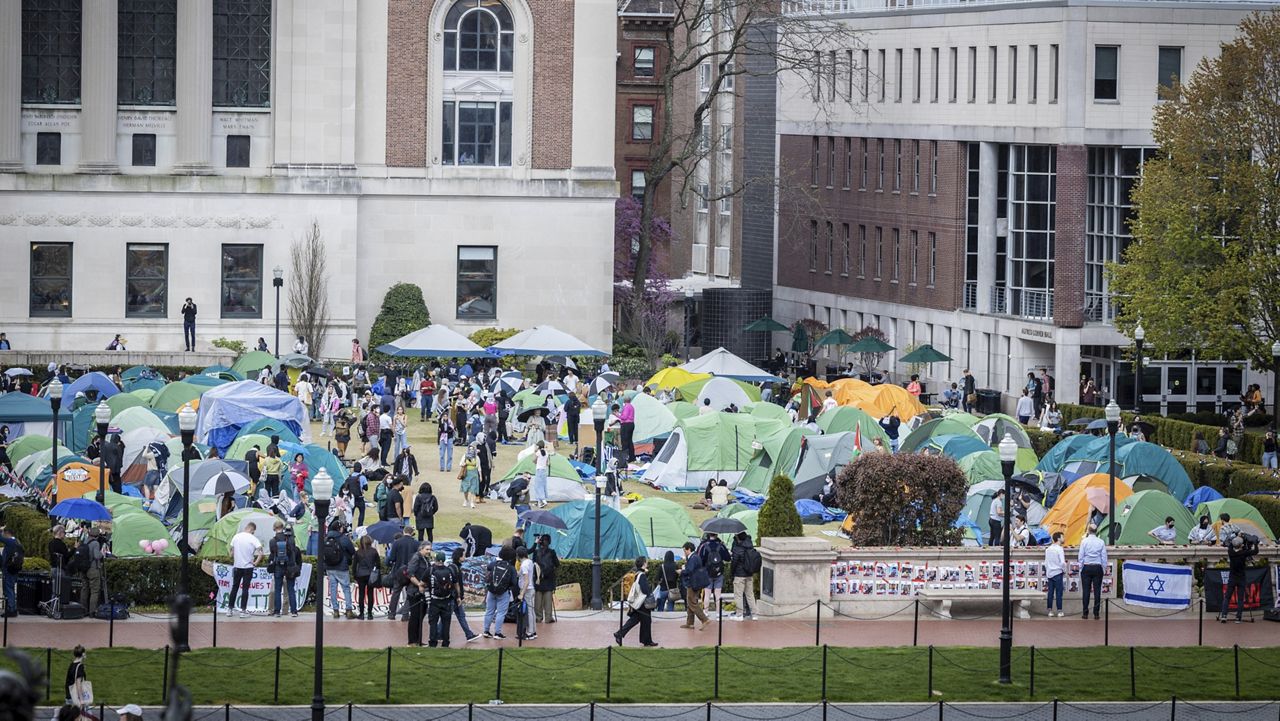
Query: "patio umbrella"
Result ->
[[815, 329, 856, 348], [743, 317, 789, 333], [377, 324, 490, 358], [791, 325, 809, 354], [899, 344, 952, 364], [847, 337, 896, 354], [519, 509, 569, 530], [363, 521, 403, 545], [201, 470, 251, 497], [700, 517, 747, 535], [491, 373, 524, 396], [49, 497, 112, 522], [487, 325, 606, 357], [3, 368, 33, 377]]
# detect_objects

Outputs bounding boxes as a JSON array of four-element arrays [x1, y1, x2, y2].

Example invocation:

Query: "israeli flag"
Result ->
[[1122, 561, 1193, 609]]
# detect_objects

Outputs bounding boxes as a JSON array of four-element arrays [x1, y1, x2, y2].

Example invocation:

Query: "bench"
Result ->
[[917, 587, 1044, 620]]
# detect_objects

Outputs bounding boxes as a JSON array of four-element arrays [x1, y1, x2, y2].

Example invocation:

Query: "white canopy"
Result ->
[[487, 325, 606, 357], [679, 347, 783, 383], [377, 324, 489, 358]]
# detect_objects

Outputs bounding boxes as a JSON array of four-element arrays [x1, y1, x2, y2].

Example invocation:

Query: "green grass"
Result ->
[[7, 646, 1280, 706]]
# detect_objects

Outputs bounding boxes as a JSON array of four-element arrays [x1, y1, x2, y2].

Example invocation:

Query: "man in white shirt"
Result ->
[[699, 398, 715, 415], [378, 406, 394, 465], [1015, 390, 1035, 424], [295, 375, 314, 420], [987, 490, 1005, 547], [1147, 516, 1178, 545], [227, 523, 263, 618], [821, 391, 838, 415], [1077, 524, 1108, 619], [293, 336, 309, 355], [1044, 532, 1066, 616], [563, 369, 579, 392], [516, 546, 537, 641]]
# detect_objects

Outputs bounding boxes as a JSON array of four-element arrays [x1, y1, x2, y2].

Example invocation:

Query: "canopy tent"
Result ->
[[236, 417, 303, 445], [738, 425, 814, 494], [524, 500, 646, 560], [110, 506, 179, 558], [62, 372, 119, 401], [148, 381, 205, 413], [899, 418, 984, 455], [6, 435, 71, 465], [1107, 442, 1194, 502], [642, 412, 775, 492], [816, 406, 891, 448], [679, 347, 783, 383], [792, 431, 860, 500], [1184, 485, 1223, 510], [487, 325, 607, 357], [195, 381, 308, 454], [645, 367, 711, 391], [621, 497, 700, 550], [629, 392, 677, 443], [0, 392, 72, 438], [1041, 473, 1134, 545], [683, 376, 758, 410], [377, 324, 490, 357], [1194, 498, 1276, 542], [230, 351, 278, 376], [1098, 490, 1196, 545]]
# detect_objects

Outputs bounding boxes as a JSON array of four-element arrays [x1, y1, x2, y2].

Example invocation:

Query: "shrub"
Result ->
[[210, 337, 247, 357], [1242, 495, 1280, 539], [607, 357, 651, 383], [1025, 428, 1057, 458], [368, 283, 430, 362], [467, 327, 521, 349], [758, 474, 804, 543], [22, 557, 51, 572], [836, 453, 967, 546], [1, 505, 54, 562]]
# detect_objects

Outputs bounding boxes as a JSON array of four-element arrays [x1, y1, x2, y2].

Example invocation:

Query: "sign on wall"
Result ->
[[830, 559, 1113, 597]]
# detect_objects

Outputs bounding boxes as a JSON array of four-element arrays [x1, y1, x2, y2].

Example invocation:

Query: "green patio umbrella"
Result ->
[[743, 317, 789, 333], [815, 329, 856, 347], [899, 344, 952, 364], [791, 324, 810, 353], [847, 336, 895, 354]]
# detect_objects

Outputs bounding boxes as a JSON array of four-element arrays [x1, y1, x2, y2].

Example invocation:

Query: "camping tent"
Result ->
[[791, 431, 860, 500], [1108, 442, 1194, 502], [667, 401, 699, 420], [106, 392, 148, 418], [731, 509, 759, 540], [1035, 434, 1096, 474], [199, 509, 281, 557], [1184, 486, 1223, 510], [230, 351, 277, 376], [972, 414, 1030, 447], [1040, 473, 1134, 545], [738, 425, 814, 494], [6, 435, 71, 465], [684, 376, 759, 409], [816, 406, 890, 447], [62, 372, 119, 401], [642, 412, 774, 491], [679, 347, 783, 383], [148, 381, 205, 413], [920, 434, 992, 461], [524, 500, 646, 560], [227, 433, 272, 463], [182, 374, 230, 389], [53, 462, 105, 502], [280, 441, 350, 490], [195, 381, 308, 453], [957, 450, 1004, 486], [747, 402, 789, 423], [801, 378, 925, 422], [1097, 490, 1196, 545], [499, 449, 585, 488], [237, 417, 303, 445], [628, 392, 677, 442], [110, 506, 179, 558], [1194, 498, 1276, 542], [112, 406, 172, 437], [0, 392, 72, 438], [898, 418, 983, 454], [622, 497, 700, 550]]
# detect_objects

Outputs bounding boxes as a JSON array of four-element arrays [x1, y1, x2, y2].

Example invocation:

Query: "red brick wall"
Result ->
[[386, 0, 429, 167], [529, 0, 574, 170], [1053, 144, 1086, 328], [615, 22, 671, 220]]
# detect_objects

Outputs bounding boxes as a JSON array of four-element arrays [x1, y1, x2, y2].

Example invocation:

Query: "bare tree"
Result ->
[[288, 220, 331, 357]]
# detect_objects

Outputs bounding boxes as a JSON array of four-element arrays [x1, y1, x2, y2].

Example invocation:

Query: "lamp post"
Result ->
[[1133, 324, 1145, 413], [997, 433, 1017, 684], [47, 379, 62, 483], [94, 401, 111, 503], [174, 404, 197, 653], [684, 288, 694, 361], [591, 473, 606, 611], [1271, 339, 1280, 429], [1104, 400, 1121, 545], [272, 265, 284, 359], [592, 399, 607, 473], [310, 469, 334, 721]]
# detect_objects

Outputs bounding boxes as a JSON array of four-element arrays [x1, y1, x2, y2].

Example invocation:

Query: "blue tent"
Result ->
[[524, 500, 646, 560], [0, 392, 73, 438], [1107, 441, 1195, 502], [1036, 434, 1097, 473], [63, 372, 119, 400], [238, 417, 302, 445], [794, 498, 843, 524], [1184, 485, 1223, 510], [69, 404, 94, 453], [280, 441, 349, 493], [195, 380, 307, 455], [923, 434, 991, 461]]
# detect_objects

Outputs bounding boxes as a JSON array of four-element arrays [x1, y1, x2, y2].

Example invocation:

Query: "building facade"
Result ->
[[773, 0, 1274, 410], [0, 0, 617, 357]]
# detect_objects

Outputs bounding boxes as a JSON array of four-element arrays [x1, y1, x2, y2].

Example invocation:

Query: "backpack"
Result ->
[[745, 547, 763, 575], [487, 560, 514, 595], [703, 544, 724, 578], [322, 536, 344, 568], [430, 565, 455, 599], [4, 539, 24, 574], [69, 543, 92, 574]]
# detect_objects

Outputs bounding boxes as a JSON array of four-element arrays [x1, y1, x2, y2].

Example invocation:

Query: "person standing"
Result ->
[[619, 397, 636, 463], [0, 333, 10, 351], [81, 528, 106, 615], [515, 546, 537, 641], [351, 338, 365, 365], [393, 406, 409, 458], [65, 646, 89, 710], [1044, 532, 1066, 617], [988, 490, 1005, 547], [342, 463, 366, 527], [266, 521, 301, 617], [386, 531, 418, 621], [1077, 524, 1107, 620], [728, 531, 760, 621], [352, 535, 381, 620], [438, 415, 455, 472], [413, 482, 439, 544], [696, 532, 731, 611], [532, 534, 560, 624], [395, 445, 419, 487], [102, 434, 124, 494], [679, 542, 711, 630], [387, 476, 407, 528], [1221, 534, 1259, 623], [227, 522, 262, 617], [404, 541, 433, 646], [614, 556, 659, 647], [419, 374, 436, 421], [426, 551, 457, 647], [459, 445, 480, 509], [531, 441, 550, 509], [1262, 430, 1278, 470], [376, 405, 393, 466], [482, 546, 517, 639], [961, 369, 977, 413], [295, 374, 314, 422], [877, 412, 901, 452], [448, 547, 481, 642], [323, 522, 357, 619], [563, 390, 581, 447], [656, 550, 679, 611], [476, 436, 493, 501], [1015, 390, 1035, 425], [0, 526, 24, 615], [260, 446, 284, 498], [181, 298, 197, 351]]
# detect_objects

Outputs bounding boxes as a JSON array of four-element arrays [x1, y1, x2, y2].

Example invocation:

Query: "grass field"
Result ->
[[8, 645, 1279, 705]]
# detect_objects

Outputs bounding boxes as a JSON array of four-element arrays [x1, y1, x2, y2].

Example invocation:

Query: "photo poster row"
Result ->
[[830, 558, 1115, 598]]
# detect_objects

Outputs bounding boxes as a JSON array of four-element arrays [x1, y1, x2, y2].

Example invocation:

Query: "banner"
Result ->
[[1204, 567, 1274, 614], [1121, 561, 1192, 609], [212, 563, 313, 615], [830, 558, 1113, 597]]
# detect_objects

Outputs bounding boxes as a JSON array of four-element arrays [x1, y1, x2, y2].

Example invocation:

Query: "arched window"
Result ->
[[444, 0, 514, 73], [440, 0, 516, 167]]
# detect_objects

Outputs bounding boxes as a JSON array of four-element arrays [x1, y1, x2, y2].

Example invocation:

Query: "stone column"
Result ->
[[174, 0, 213, 173], [1053, 144, 1087, 328], [0, 0, 21, 171], [77, 0, 119, 173], [756, 537, 836, 616], [354, 0, 388, 170], [976, 141, 998, 314]]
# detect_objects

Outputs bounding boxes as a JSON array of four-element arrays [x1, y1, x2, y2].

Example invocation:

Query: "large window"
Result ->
[[213, 0, 271, 107], [1157, 46, 1182, 98], [631, 105, 653, 141], [631, 170, 646, 198], [118, 0, 176, 105], [1094, 46, 1118, 101], [21, 0, 81, 104], [442, 101, 512, 166], [1007, 145, 1056, 319], [457, 246, 497, 319], [1086, 147, 1155, 323], [441, 0, 516, 168], [634, 47, 655, 77], [220, 244, 262, 318], [444, 0, 513, 72], [126, 243, 168, 317], [30, 243, 72, 318]]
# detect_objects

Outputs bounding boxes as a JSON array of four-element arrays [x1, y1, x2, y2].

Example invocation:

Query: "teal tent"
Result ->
[[280, 441, 350, 490], [1036, 434, 1097, 473], [237, 418, 303, 445], [1107, 442, 1194, 502], [899, 417, 982, 454], [123, 377, 166, 393], [921, 434, 991, 461], [525, 500, 646, 560]]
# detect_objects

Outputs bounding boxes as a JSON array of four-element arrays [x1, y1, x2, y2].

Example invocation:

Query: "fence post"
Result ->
[[606, 645, 612, 699], [346, 702, 352, 721], [385, 646, 392, 700], [705, 701, 711, 721], [1029, 646, 1035, 698], [496, 647, 504, 701], [913, 599, 919, 647], [1234, 644, 1240, 698], [821, 644, 828, 700], [223, 703, 229, 721], [1129, 646, 1135, 699], [45, 648, 51, 701], [714, 646, 720, 699], [718, 598, 723, 647], [273, 646, 281, 703], [162, 645, 170, 702], [3, 606, 7, 646], [1052, 698, 1058, 721], [937, 699, 943, 721], [1198, 598, 1203, 647], [1170, 695, 1176, 721], [822, 699, 828, 721], [590, 701, 596, 721], [927, 646, 933, 699], [212, 600, 218, 648], [108, 605, 115, 648], [468, 702, 473, 721], [815, 601, 821, 646], [1104, 600, 1109, 647]]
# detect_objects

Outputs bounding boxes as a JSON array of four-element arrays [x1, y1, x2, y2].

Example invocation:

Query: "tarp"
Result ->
[[1041, 473, 1134, 545], [794, 498, 842, 523], [679, 347, 783, 383], [1184, 485, 1223, 511], [524, 500, 646, 560], [63, 372, 119, 400], [629, 392, 677, 442], [487, 325, 607, 356], [196, 380, 308, 453], [899, 417, 982, 454], [739, 426, 814, 494], [1194, 498, 1276, 542], [645, 367, 711, 391], [110, 506, 179, 558], [642, 413, 775, 491], [1098, 490, 1195, 545], [792, 431, 859, 500], [230, 351, 278, 375], [622, 497, 700, 549], [377, 324, 490, 358]]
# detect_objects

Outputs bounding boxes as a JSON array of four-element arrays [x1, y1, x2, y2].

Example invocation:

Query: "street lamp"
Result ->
[[272, 266, 284, 359], [1271, 339, 1280, 428], [1104, 400, 1121, 545], [1133, 324, 1145, 413], [94, 401, 111, 503], [684, 289, 695, 361], [310, 469, 334, 721], [174, 404, 198, 653], [591, 473, 606, 611], [997, 433, 1017, 685], [47, 379, 62, 485], [592, 399, 607, 473]]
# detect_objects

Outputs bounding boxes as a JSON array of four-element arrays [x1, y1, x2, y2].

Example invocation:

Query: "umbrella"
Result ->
[[815, 329, 856, 348], [589, 376, 615, 395], [491, 374, 524, 396], [201, 470, 251, 497], [517, 405, 552, 422], [791, 325, 809, 354], [700, 517, 747, 534], [846, 336, 896, 354], [1086, 487, 1113, 514], [305, 366, 332, 378], [743, 317, 789, 333], [377, 324, 490, 358], [899, 344, 952, 364], [487, 325, 607, 357], [1130, 421, 1156, 439], [596, 371, 620, 385], [519, 510, 569, 530], [3, 368, 33, 377], [1068, 418, 1092, 428], [535, 380, 566, 395], [363, 521, 403, 545], [279, 353, 313, 369], [1086, 418, 1109, 431], [49, 497, 112, 522]]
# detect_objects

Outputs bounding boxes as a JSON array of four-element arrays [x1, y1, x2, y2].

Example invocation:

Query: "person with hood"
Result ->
[[728, 531, 761, 620], [413, 482, 439, 543], [679, 542, 710, 629], [404, 541, 434, 646], [656, 550, 679, 611], [475, 438, 493, 502], [696, 532, 731, 610], [323, 521, 357, 619], [532, 533, 560, 624], [101, 434, 125, 494], [613, 556, 658, 647], [394, 445, 419, 486]]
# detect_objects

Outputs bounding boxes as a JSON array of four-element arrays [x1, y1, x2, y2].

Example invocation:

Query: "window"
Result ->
[[948, 47, 958, 102], [457, 246, 497, 319], [220, 244, 262, 318], [846, 49, 853, 101], [1008, 46, 1017, 102], [118, 0, 176, 105], [630, 169, 645, 198], [21, 0, 81, 104], [697, 183, 709, 212], [877, 139, 884, 190], [826, 51, 834, 101], [809, 221, 818, 271], [909, 230, 919, 284], [987, 46, 997, 103], [825, 222, 834, 273], [442, 101, 513, 166], [213, 0, 271, 107], [697, 119, 710, 154], [226, 135, 250, 167], [874, 227, 883, 279], [912, 48, 921, 102], [858, 225, 866, 277], [877, 49, 886, 102], [812, 51, 822, 101], [720, 184, 732, 215], [929, 140, 938, 195], [444, 0, 514, 72], [126, 243, 167, 317], [1050, 44, 1059, 102], [634, 47, 655, 77], [930, 48, 939, 102], [699, 61, 712, 94], [631, 105, 654, 141], [860, 49, 869, 100], [841, 223, 850, 276], [1157, 46, 1182, 98], [1029, 45, 1038, 103], [811, 136, 820, 185], [827, 137, 836, 187], [1094, 45, 1118, 100], [36, 132, 61, 165], [893, 139, 901, 192], [892, 228, 900, 281], [911, 139, 920, 193], [30, 243, 72, 317], [967, 47, 977, 102], [894, 49, 903, 102], [131, 133, 156, 166], [843, 137, 852, 189], [928, 231, 937, 286], [860, 138, 868, 190]]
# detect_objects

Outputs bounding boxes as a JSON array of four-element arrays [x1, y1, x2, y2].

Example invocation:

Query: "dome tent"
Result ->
[[195, 381, 307, 455], [1041, 473, 1134, 545], [791, 431, 860, 501], [524, 500, 646, 560], [1194, 498, 1276, 542], [816, 406, 890, 448], [898, 418, 983, 455], [641, 412, 778, 492], [738, 425, 814, 494], [1097, 490, 1196, 545], [622, 497, 700, 550]]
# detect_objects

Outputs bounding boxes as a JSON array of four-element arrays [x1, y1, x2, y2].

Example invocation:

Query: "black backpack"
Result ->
[[69, 543, 92, 574], [487, 560, 513, 595], [745, 547, 763, 575], [430, 565, 455, 599], [4, 539, 23, 574], [322, 536, 344, 568]]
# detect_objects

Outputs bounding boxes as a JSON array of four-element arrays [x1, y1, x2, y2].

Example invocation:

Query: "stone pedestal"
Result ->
[[756, 537, 836, 616]]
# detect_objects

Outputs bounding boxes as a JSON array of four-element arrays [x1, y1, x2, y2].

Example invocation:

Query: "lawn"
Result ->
[[8, 645, 1279, 705]]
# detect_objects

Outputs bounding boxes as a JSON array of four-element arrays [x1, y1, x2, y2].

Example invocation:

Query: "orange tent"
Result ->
[[801, 378, 925, 421], [1041, 473, 1133, 545], [54, 462, 105, 503]]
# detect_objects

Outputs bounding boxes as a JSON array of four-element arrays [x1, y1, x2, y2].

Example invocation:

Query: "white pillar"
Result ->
[[77, 0, 119, 173], [355, 0, 388, 170], [174, 0, 213, 173], [976, 141, 998, 314], [0, 0, 20, 171]]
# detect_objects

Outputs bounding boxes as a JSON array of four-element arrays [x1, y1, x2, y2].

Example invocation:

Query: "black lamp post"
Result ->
[[310, 469, 335, 721], [590, 398, 607, 611], [1133, 324, 1145, 414], [684, 289, 694, 361], [48, 379, 62, 483], [273, 265, 284, 359], [1105, 400, 1121, 545], [997, 433, 1017, 685], [174, 404, 198, 653], [94, 401, 110, 503], [1271, 339, 1280, 429]]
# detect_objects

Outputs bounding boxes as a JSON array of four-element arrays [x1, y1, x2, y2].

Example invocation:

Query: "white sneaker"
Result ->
[[225, 609, 234, 618], [239, 611, 248, 618]]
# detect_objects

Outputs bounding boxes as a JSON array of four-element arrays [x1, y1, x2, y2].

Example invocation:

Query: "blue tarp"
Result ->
[[1185, 485, 1224, 510], [63, 372, 119, 400], [794, 498, 843, 524], [568, 459, 597, 480], [195, 380, 308, 454]]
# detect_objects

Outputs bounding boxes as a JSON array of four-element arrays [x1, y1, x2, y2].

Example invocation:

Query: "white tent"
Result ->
[[376, 324, 489, 358], [679, 347, 783, 383], [487, 325, 606, 356], [696, 377, 752, 412]]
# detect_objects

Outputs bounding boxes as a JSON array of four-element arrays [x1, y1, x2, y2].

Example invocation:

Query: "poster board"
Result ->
[[830, 558, 1114, 598]]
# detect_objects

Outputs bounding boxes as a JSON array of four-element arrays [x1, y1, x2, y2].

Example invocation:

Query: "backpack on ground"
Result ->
[[487, 560, 514, 595], [745, 547, 763, 575], [4, 539, 24, 574], [322, 536, 344, 568], [430, 565, 455, 599]]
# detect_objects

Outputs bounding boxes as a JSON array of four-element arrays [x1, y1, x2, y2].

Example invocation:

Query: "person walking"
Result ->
[[1044, 532, 1066, 617], [961, 369, 977, 413], [425, 551, 457, 647], [404, 541, 433, 646], [515, 546, 537, 641], [181, 298, 197, 352], [295, 374, 314, 422], [323, 521, 357, 619], [679, 542, 711, 630], [226, 522, 262, 617], [413, 482, 439, 544], [65, 645, 89, 710], [532, 533, 560, 624], [1221, 534, 1259, 623], [459, 445, 480, 509], [386, 531, 418, 622], [352, 535, 382, 620], [266, 521, 301, 617], [343, 463, 367, 527], [0, 526, 24, 616], [438, 416, 455, 472], [656, 550, 679, 611], [260, 446, 284, 498], [614, 556, 659, 647], [1077, 524, 1107, 620], [394, 445, 420, 487], [728, 531, 760, 620], [448, 547, 480, 643], [476, 438, 493, 501], [531, 441, 550, 509], [482, 546, 517, 639], [697, 532, 731, 611]]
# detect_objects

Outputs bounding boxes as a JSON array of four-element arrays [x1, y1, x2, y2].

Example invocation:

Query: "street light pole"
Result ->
[[591, 474, 605, 611], [48, 379, 62, 485], [1105, 400, 1121, 545], [175, 404, 197, 653], [1133, 324, 1145, 414], [997, 433, 1017, 685], [310, 469, 335, 721], [1271, 339, 1280, 430], [684, 289, 694, 362], [94, 401, 111, 504], [273, 266, 284, 359]]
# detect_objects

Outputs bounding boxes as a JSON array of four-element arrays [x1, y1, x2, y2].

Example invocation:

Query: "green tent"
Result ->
[[110, 506, 179, 558], [668, 401, 699, 420], [82, 488, 145, 512], [1194, 499, 1277, 541], [149, 381, 206, 413], [121, 366, 155, 382], [747, 402, 789, 423], [675, 377, 762, 403], [525, 500, 646, 560], [630, 392, 677, 442], [500, 451, 581, 484], [227, 433, 272, 462], [1098, 490, 1196, 545], [201, 365, 245, 381], [112, 406, 172, 436], [7, 435, 71, 465], [1110, 442, 1194, 502], [972, 413, 1031, 447], [957, 450, 1004, 485], [200, 508, 315, 559], [131, 388, 159, 403], [733, 509, 759, 541], [816, 406, 891, 448], [123, 377, 166, 393], [899, 417, 984, 454], [717, 502, 749, 518], [622, 497, 700, 548], [641, 413, 776, 492], [231, 351, 278, 376], [183, 374, 230, 388], [106, 392, 147, 418], [943, 412, 983, 427], [739, 426, 814, 493]]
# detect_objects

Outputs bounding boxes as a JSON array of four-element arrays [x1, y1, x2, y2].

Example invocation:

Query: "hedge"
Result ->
[[1056, 403, 1267, 464], [1243, 495, 1280, 539]]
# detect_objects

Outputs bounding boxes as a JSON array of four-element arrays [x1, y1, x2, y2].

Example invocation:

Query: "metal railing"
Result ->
[[962, 281, 978, 310]]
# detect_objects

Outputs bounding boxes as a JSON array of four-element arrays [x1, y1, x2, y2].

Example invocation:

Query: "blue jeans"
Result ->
[[1264, 452, 1278, 469], [327, 569, 353, 612], [420, 395, 433, 421], [452, 599, 477, 639], [656, 588, 676, 612], [273, 571, 298, 615], [2, 571, 16, 614], [532, 468, 548, 503], [1045, 574, 1064, 611], [439, 439, 453, 471], [183, 319, 195, 350], [483, 591, 511, 635]]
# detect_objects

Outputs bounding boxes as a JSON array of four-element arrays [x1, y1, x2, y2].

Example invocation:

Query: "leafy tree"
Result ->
[[368, 283, 430, 362], [836, 454, 967, 546], [288, 220, 331, 357], [850, 325, 890, 377], [1109, 11, 1280, 368], [757, 474, 804, 543]]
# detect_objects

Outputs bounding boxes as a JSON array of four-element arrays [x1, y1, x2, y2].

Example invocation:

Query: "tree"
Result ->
[[849, 325, 889, 377], [368, 283, 430, 362], [836, 454, 967, 547], [615, 197, 678, 371], [287, 220, 331, 357], [757, 473, 804, 543], [1109, 11, 1280, 368]]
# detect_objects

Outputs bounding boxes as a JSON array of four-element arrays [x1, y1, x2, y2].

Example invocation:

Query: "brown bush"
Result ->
[[836, 453, 968, 546]]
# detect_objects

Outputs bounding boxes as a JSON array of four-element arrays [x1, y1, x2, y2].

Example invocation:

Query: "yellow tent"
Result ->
[[803, 378, 925, 421], [645, 367, 711, 391], [1041, 473, 1133, 545]]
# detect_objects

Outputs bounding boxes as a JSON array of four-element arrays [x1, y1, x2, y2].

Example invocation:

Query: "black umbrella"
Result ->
[[306, 366, 332, 378], [1067, 418, 1092, 428], [517, 405, 550, 422], [1086, 418, 1109, 431], [520, 509, 568, 530], [700, 517, 747, 534]]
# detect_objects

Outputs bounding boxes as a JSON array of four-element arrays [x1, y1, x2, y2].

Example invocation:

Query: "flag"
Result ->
[[853, 423, 862, 451], [1122, 561, 1192, 609]]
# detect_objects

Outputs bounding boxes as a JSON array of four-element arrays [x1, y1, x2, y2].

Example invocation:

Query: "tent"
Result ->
[[801, 378, 925, 422], [645, 368, 711, 391], [182, 374, 230, 389], [499, 450, 584, 487], [1041, 473, 1134, 545], [621, 497, 700, 549], [54, 462, 105, 502], [791, 432, 860, 500], [717, 502, 750, 518], [123, 377, 166, 393], [667, 401, 699, 421], [377, 324, 490, 357], [800, 378, 873, 409], [1107, 442, 1194, 502], [237, 417, 303, 445], [629, 392, 678, 442], [524, 500, 646, 560], [739, 425, 814, 494], [731, 509, 759, 540], [487, 325, 607, 356], [121, 366, 157, 382], [642, 412, 773, 491], [195, 381, 308, 454], [109, 506, 179, 558], [0, 392, 72, 438], [816, 406, 890, 447], [972, 414, 1030, 447], [957, 450, 1003, 485], [6, 435, 71, 465], [111, 406, 172, 437], [105, 392, 148, 418], [1194, 498, 1276, 542], [148, 381, 205, 413], [227, 433, 272, 463], [679, 376, 760, 408], [488, 474, 587, 504], [279, 441, 350, 490], [63, 372, 119, 401], [899, 417, 982, 454], [747, 402, 789, 423], [230, 351, 278, 376], [199, 509, 282, 558], [919, 434, 991, 461], [1184, 485, 1223, 510], [1098, 490, 1196, 545], [679, 347, 783, 383], [201, 365, 246, 381]]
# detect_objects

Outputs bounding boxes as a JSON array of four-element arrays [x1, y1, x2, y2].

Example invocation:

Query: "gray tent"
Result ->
[[792, 431, 860, 500]]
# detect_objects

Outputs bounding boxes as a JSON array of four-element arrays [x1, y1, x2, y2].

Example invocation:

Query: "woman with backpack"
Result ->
[[729, 532, 760, 620], [266, 521, 301, 617], [352, 535, 381, 620], [613, 556, 658, 647], [413, 482, 439, 543]]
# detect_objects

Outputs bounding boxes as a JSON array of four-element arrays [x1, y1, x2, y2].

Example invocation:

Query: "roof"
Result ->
[[619, 0, 677, 16]]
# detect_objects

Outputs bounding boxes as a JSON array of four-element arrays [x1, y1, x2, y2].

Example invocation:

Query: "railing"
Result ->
[[1010, 288, 1054, 320], [990, 285, 1008, 315], [962, 281, 978, 310], [782, 0, 1278, 14], [1085, 291, 1116, 324]]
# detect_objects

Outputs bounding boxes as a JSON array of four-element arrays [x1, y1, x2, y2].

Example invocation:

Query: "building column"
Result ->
[[0, 0, 21, 171], [77, 0, 119, 174], [976, 141, 998, 314], [355, 0, 388, 170], [174, 0, 213, 173], [1054, 144, 1087, 328]]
